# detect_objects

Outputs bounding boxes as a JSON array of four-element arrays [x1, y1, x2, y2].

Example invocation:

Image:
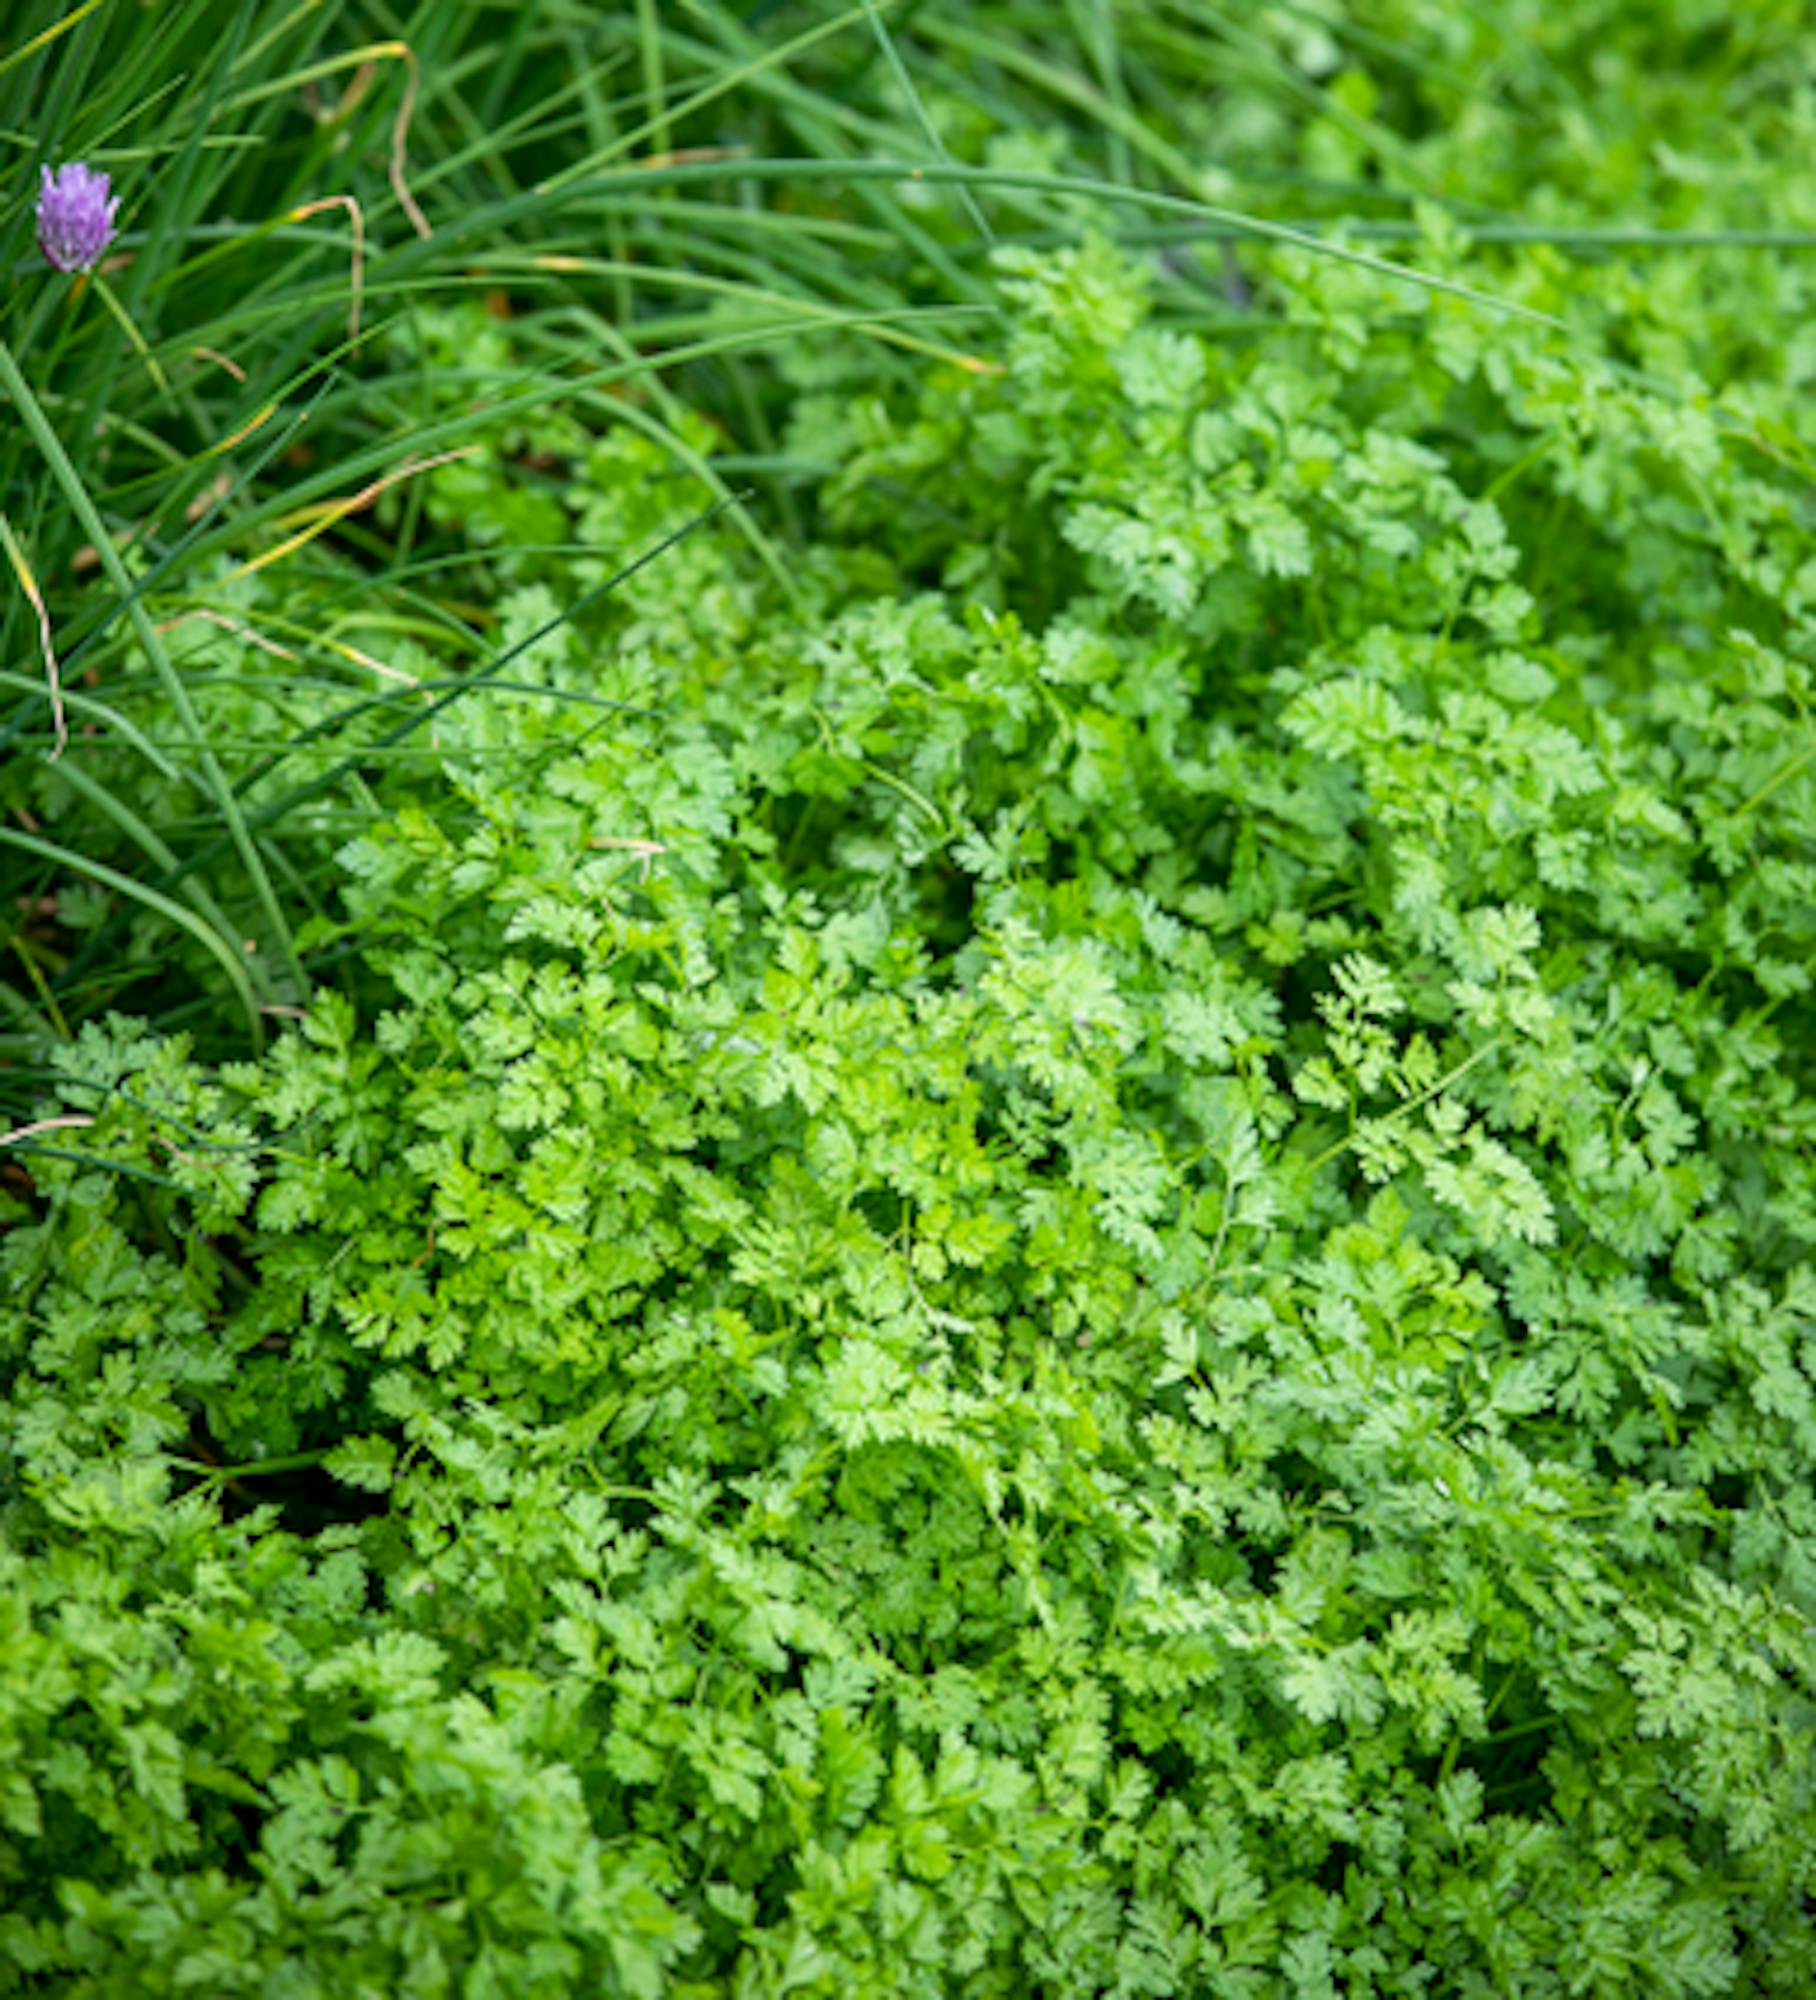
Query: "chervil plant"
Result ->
[[4, 3, 1816, 1997]]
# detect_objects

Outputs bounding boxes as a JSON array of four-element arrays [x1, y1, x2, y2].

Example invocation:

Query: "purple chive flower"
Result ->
[[36, 162, 120, 274]]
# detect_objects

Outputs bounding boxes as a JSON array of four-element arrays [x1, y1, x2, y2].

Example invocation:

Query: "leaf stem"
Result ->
[[1305, 1036, 1505, 1176]]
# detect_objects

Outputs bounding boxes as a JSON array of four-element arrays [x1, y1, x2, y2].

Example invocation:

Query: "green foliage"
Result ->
[[5, 2, 1816, 1995]]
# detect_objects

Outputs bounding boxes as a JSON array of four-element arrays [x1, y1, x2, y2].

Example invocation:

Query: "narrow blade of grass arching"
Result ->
[[1305, 219, 1816, 250], [0, 338, 302, 1011], [260, 495, 742, 786], [0, 0, 107, 84], [560, 157, 1566, 329], [27, 746, 290, 1010], [0, 1142, 192, 1193], [220, 41, 433, 241], [42, 756, 253, 979], [0, 514, 66, 760], [0, 828, 262, 1047], [492, 255, 996, 369], [218, 447, 476, 585]]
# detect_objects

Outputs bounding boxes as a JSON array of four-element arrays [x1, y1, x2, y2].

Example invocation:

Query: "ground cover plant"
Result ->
[[3, 2, 1815, 1994]]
